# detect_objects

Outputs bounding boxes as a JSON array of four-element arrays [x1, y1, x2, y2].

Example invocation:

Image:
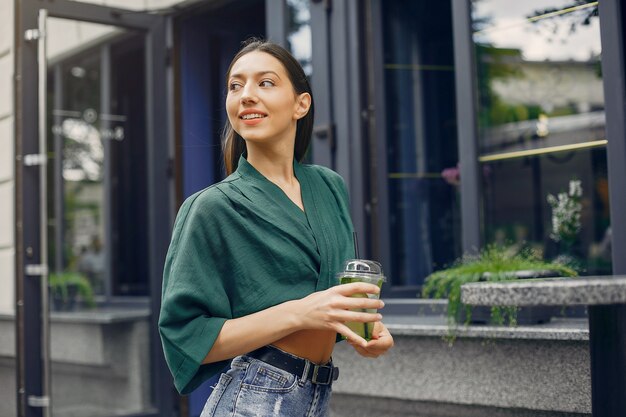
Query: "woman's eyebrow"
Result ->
[[229, 70, 281, 80]]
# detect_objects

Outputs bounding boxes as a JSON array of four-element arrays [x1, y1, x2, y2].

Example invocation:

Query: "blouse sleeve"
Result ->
[[158, 190, 232, 395]]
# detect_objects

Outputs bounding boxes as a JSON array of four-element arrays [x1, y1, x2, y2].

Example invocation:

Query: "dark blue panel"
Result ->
[[181, 17, 216, 198]]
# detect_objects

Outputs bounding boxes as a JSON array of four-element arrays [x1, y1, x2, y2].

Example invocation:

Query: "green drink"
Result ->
[[337, 259, 386, 341]]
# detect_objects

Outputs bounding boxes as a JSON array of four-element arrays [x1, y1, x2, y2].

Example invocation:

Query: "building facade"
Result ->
[[2, 0, 626, 416]]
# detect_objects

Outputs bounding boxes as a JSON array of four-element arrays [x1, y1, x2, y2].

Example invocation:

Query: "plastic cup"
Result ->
[[337, 259, 386, 341]]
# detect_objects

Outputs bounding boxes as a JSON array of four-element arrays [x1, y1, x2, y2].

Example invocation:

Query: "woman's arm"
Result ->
[[202, 281, 384, 364]]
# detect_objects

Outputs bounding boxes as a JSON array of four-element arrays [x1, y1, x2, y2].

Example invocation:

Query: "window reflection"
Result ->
[[286, 0, 312, 76], [483, 148, 611, 275], [47, 31, 149, 300], [286, 0, 313, 164], [473, 1, 603, 155], [473, 1, 610, 275]]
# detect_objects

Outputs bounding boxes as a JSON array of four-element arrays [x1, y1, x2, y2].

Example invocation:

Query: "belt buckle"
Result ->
[[311, 365, 333, 385]]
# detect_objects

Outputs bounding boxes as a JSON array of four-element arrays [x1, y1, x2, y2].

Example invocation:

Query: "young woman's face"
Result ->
[[226, 51, 310, 146]]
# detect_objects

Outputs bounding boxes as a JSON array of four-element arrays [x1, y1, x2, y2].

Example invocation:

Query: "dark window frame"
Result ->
[[359, 0, 626, 297]]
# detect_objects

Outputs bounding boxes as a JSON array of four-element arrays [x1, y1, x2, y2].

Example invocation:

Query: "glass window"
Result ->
[[286, 0, 312, 77], [381, 0, 461, 287], [47, 22, 149, 299], [472, 1, 610, 274]]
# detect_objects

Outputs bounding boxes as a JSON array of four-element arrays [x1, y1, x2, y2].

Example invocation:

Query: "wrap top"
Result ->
[[158, 155, 355, 394]]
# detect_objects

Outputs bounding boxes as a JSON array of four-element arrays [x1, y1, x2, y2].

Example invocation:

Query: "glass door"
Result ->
[[17, 2, 171, 417], [46, 17, 152, 417]]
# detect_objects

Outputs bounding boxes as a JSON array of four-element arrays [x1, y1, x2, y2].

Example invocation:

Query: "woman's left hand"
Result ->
[[347, 321, 394, 358]]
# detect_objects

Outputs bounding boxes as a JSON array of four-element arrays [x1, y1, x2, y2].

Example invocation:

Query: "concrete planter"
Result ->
[[455, 270, 561, 325]]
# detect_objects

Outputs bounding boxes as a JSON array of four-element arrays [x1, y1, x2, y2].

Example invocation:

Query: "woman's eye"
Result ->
[[229, 82, 242, 91], [260, 80, 275, 87]]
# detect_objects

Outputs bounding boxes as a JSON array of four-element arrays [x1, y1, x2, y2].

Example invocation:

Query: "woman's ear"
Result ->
[[294, 92, 312, 120]]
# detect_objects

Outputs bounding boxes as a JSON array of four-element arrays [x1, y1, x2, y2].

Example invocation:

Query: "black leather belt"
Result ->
[[246, 345, 339, 386]]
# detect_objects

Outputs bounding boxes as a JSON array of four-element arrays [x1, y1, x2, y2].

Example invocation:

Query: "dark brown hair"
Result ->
[[222, 38, 315, 175]]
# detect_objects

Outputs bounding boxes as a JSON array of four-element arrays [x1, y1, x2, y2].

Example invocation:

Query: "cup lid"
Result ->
[[342, 259, 385, 277]]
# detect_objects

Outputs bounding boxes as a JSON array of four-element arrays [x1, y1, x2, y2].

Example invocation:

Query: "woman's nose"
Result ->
[[241, 83, 258, 103]]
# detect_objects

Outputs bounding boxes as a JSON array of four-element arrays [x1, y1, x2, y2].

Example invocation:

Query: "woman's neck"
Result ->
[[246, 143, 297, 185]]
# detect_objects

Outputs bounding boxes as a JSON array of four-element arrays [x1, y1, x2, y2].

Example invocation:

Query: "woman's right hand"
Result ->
[[293, 283, 384, 347]]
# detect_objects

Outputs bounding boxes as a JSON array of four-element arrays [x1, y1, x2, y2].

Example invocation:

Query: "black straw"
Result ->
[[353, 231, 360, 259]]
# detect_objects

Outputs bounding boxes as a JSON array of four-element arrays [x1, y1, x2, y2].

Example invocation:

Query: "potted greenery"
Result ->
[[49, 272, 96, 311], [422, 245, 577, 325]]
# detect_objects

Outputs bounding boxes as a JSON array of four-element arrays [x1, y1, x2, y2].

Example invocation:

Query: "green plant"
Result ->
[[49, 272, 96, 309], [422, 245, 577, 325]]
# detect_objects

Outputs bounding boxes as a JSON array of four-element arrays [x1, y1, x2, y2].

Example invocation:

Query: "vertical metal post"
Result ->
[[146, 15, 175, 416], [17, 5, 51, 416], [101, 44, 113, 301], [36, 10, 51, 417], [310, 0, 334, 168], [363, 0, 391, 286], [53, 65, 64, 274], [589, 1, 626, 416], [451, 0, 482, 254], [343, 0, 367, 264], [266, 0, 287, 47]]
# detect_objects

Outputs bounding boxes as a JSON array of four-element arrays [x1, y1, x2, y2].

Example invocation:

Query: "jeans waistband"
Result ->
[[246, 345, 339, 386]]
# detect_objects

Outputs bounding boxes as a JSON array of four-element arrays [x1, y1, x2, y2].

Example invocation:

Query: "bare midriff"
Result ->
[[271, 329, 336, 364]]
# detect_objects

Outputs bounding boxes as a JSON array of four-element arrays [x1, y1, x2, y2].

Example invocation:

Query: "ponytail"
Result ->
[[222, 123, 247, 175]]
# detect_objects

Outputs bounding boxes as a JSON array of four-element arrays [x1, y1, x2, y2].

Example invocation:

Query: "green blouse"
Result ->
[[158, 155, 355, 394]]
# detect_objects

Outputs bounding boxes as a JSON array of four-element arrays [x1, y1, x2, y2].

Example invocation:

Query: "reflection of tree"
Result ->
[[527, 1, 598, 41], [286, 0, 312, 75], [526, 1, 601, 77], [61, 119, 104, 181], [472, 0, 530, 129], [473, 0, 601, 130], [475, 45, 532, 129], [286, 0, 308, 35]]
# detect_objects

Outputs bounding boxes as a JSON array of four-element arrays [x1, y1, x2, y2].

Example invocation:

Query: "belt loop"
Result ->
[[299, 359, 311, 387]]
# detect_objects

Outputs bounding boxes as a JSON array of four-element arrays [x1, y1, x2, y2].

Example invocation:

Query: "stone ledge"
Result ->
[[385, 315, 589, 341], [0, 307, 150, 324], [461, 276, 626, 307]]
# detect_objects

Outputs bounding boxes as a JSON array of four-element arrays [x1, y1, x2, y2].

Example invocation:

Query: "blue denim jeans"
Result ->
[[200, 353, 333, 417]]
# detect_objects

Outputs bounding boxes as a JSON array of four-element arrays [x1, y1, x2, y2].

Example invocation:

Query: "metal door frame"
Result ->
[[15, 1, 172, 416]]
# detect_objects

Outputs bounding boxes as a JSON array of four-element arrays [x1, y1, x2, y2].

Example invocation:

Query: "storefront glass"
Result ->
[[472, 1, 611, 274], [381, 0, 461, 287], [286, 0, 312, 77], [45, 17, 154, 417], [47, 20, 149, 298]]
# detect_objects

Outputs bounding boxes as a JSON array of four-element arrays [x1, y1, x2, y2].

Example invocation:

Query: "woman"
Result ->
[[158, 39, 394, 417]]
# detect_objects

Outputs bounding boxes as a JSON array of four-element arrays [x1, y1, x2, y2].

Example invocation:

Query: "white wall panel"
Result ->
[[0, 117, 13, 183], [0, 248, 15, 314], [0, 56, 13, 118], [0, 0, 13, 55], [0, 182, 13, 249]]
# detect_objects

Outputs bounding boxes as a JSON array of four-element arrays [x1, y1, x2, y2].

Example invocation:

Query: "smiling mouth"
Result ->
[[240, 113, 267, 120]]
